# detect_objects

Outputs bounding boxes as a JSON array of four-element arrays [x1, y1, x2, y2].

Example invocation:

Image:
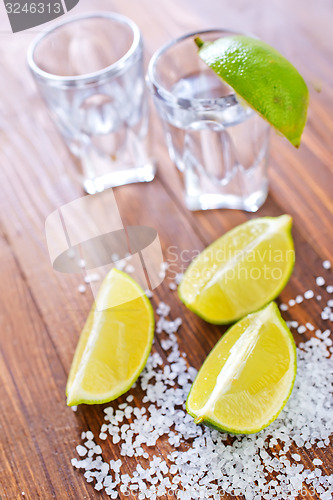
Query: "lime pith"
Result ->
[[186, 302, 297, 434], [179, 215, 295, 324], [66, 269, 154, 406]]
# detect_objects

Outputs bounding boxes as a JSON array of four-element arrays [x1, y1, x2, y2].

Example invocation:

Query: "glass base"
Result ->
[[185, 186, 268, 212], [83, 161, 156, 194]]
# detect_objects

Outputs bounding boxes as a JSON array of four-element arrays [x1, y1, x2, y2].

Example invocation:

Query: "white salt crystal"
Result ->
[[76, 445, 87, 457], [304, 290, 314, 299], [316, 276, 325, 286], [125, 264, 135, 273], [279, 304, 288, 311], [288, 299, 296, 307], [175, 273, 183, 284], [78, 284, 86, 293], [306, 322, 315, 331], [322, 260, 331, 269], [85, 431, 94, 440], [145, 289, 153, 298], [169, 282, 177, 291], [313, 458, 322, 465], [295, 295, 304, 304], [156, 302, 170, 317], [101, 463, 109, 475], [84, 273, 100, 283], [292, 454, 301, 461], [71, 405, 78, 412], [78, 259, 86, 268], [115, 259, 126, 270], [297, 325, 306, 334]]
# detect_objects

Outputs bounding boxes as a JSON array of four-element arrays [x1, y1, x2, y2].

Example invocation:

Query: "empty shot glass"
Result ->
[[28, 12, 155, 194], [147, 30, 270, 212]]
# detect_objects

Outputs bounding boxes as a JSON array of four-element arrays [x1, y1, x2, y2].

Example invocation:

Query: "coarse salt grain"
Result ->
[[304, 290, 314, 299], [322, 260, 331, 270], [316, 276, 325, 287], [288, 299, 296, 307], [125, 264, 135, 274], [78, 284, 86, 293], [84, 273, 101, 284], [175, 273, 183, 285], [279, 304, 288, 311], [76, 445, 87, 457]]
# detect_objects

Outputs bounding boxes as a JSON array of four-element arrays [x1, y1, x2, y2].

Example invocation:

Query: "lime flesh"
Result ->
[[178, 215, 294, 324], [196, 35, 309, 147], [66, 269, 154, 406], [186, 302, 297, 434]]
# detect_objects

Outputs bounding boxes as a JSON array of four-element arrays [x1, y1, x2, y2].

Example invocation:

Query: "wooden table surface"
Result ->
[[0, 0, 332, 499]]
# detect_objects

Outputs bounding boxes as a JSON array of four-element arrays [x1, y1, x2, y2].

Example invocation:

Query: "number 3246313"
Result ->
[[5, 3, 62, 14]]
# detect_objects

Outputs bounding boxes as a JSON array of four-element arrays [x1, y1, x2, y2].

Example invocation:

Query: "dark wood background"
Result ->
[[0, 0, 332, 498]]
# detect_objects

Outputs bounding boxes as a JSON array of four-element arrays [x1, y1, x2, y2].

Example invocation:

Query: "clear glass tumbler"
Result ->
[[28, 12, 155, 194], [147, 30, 270, 212]]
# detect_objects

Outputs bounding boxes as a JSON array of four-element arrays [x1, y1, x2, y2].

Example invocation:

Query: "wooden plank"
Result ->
[[0, 0, 332, 498]]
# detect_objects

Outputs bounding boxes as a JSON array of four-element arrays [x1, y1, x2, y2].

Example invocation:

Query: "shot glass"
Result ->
[[28, 12, 155, 194], [147, 30, 270, 212]]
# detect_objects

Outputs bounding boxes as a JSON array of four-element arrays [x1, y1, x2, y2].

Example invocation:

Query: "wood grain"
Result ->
[[0, 0, 332, 499]]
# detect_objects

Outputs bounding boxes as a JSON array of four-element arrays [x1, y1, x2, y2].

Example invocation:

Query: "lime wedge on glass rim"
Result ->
[[178, 215, 294, 324], [66, 269, 154, 406], [186, 302, 297, 434], [195, 35, 309, 147]]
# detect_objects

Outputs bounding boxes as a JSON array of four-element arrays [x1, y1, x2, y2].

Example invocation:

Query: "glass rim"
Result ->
[[147, 28, 252, 110], [27, 12, 141, 88]]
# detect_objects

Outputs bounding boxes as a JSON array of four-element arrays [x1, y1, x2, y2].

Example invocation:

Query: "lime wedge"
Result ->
[[195, 35, 309, 147], [186, 302, 297, 434], [66, 269, 154, 406], [178, 215, 294, 324]]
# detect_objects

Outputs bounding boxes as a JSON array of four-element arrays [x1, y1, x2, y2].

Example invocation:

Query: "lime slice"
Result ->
[[178, 215, 294, 324], [195, 35, 309, 147], [66, 269, 154, 406], [186, 302, 297, 434]]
